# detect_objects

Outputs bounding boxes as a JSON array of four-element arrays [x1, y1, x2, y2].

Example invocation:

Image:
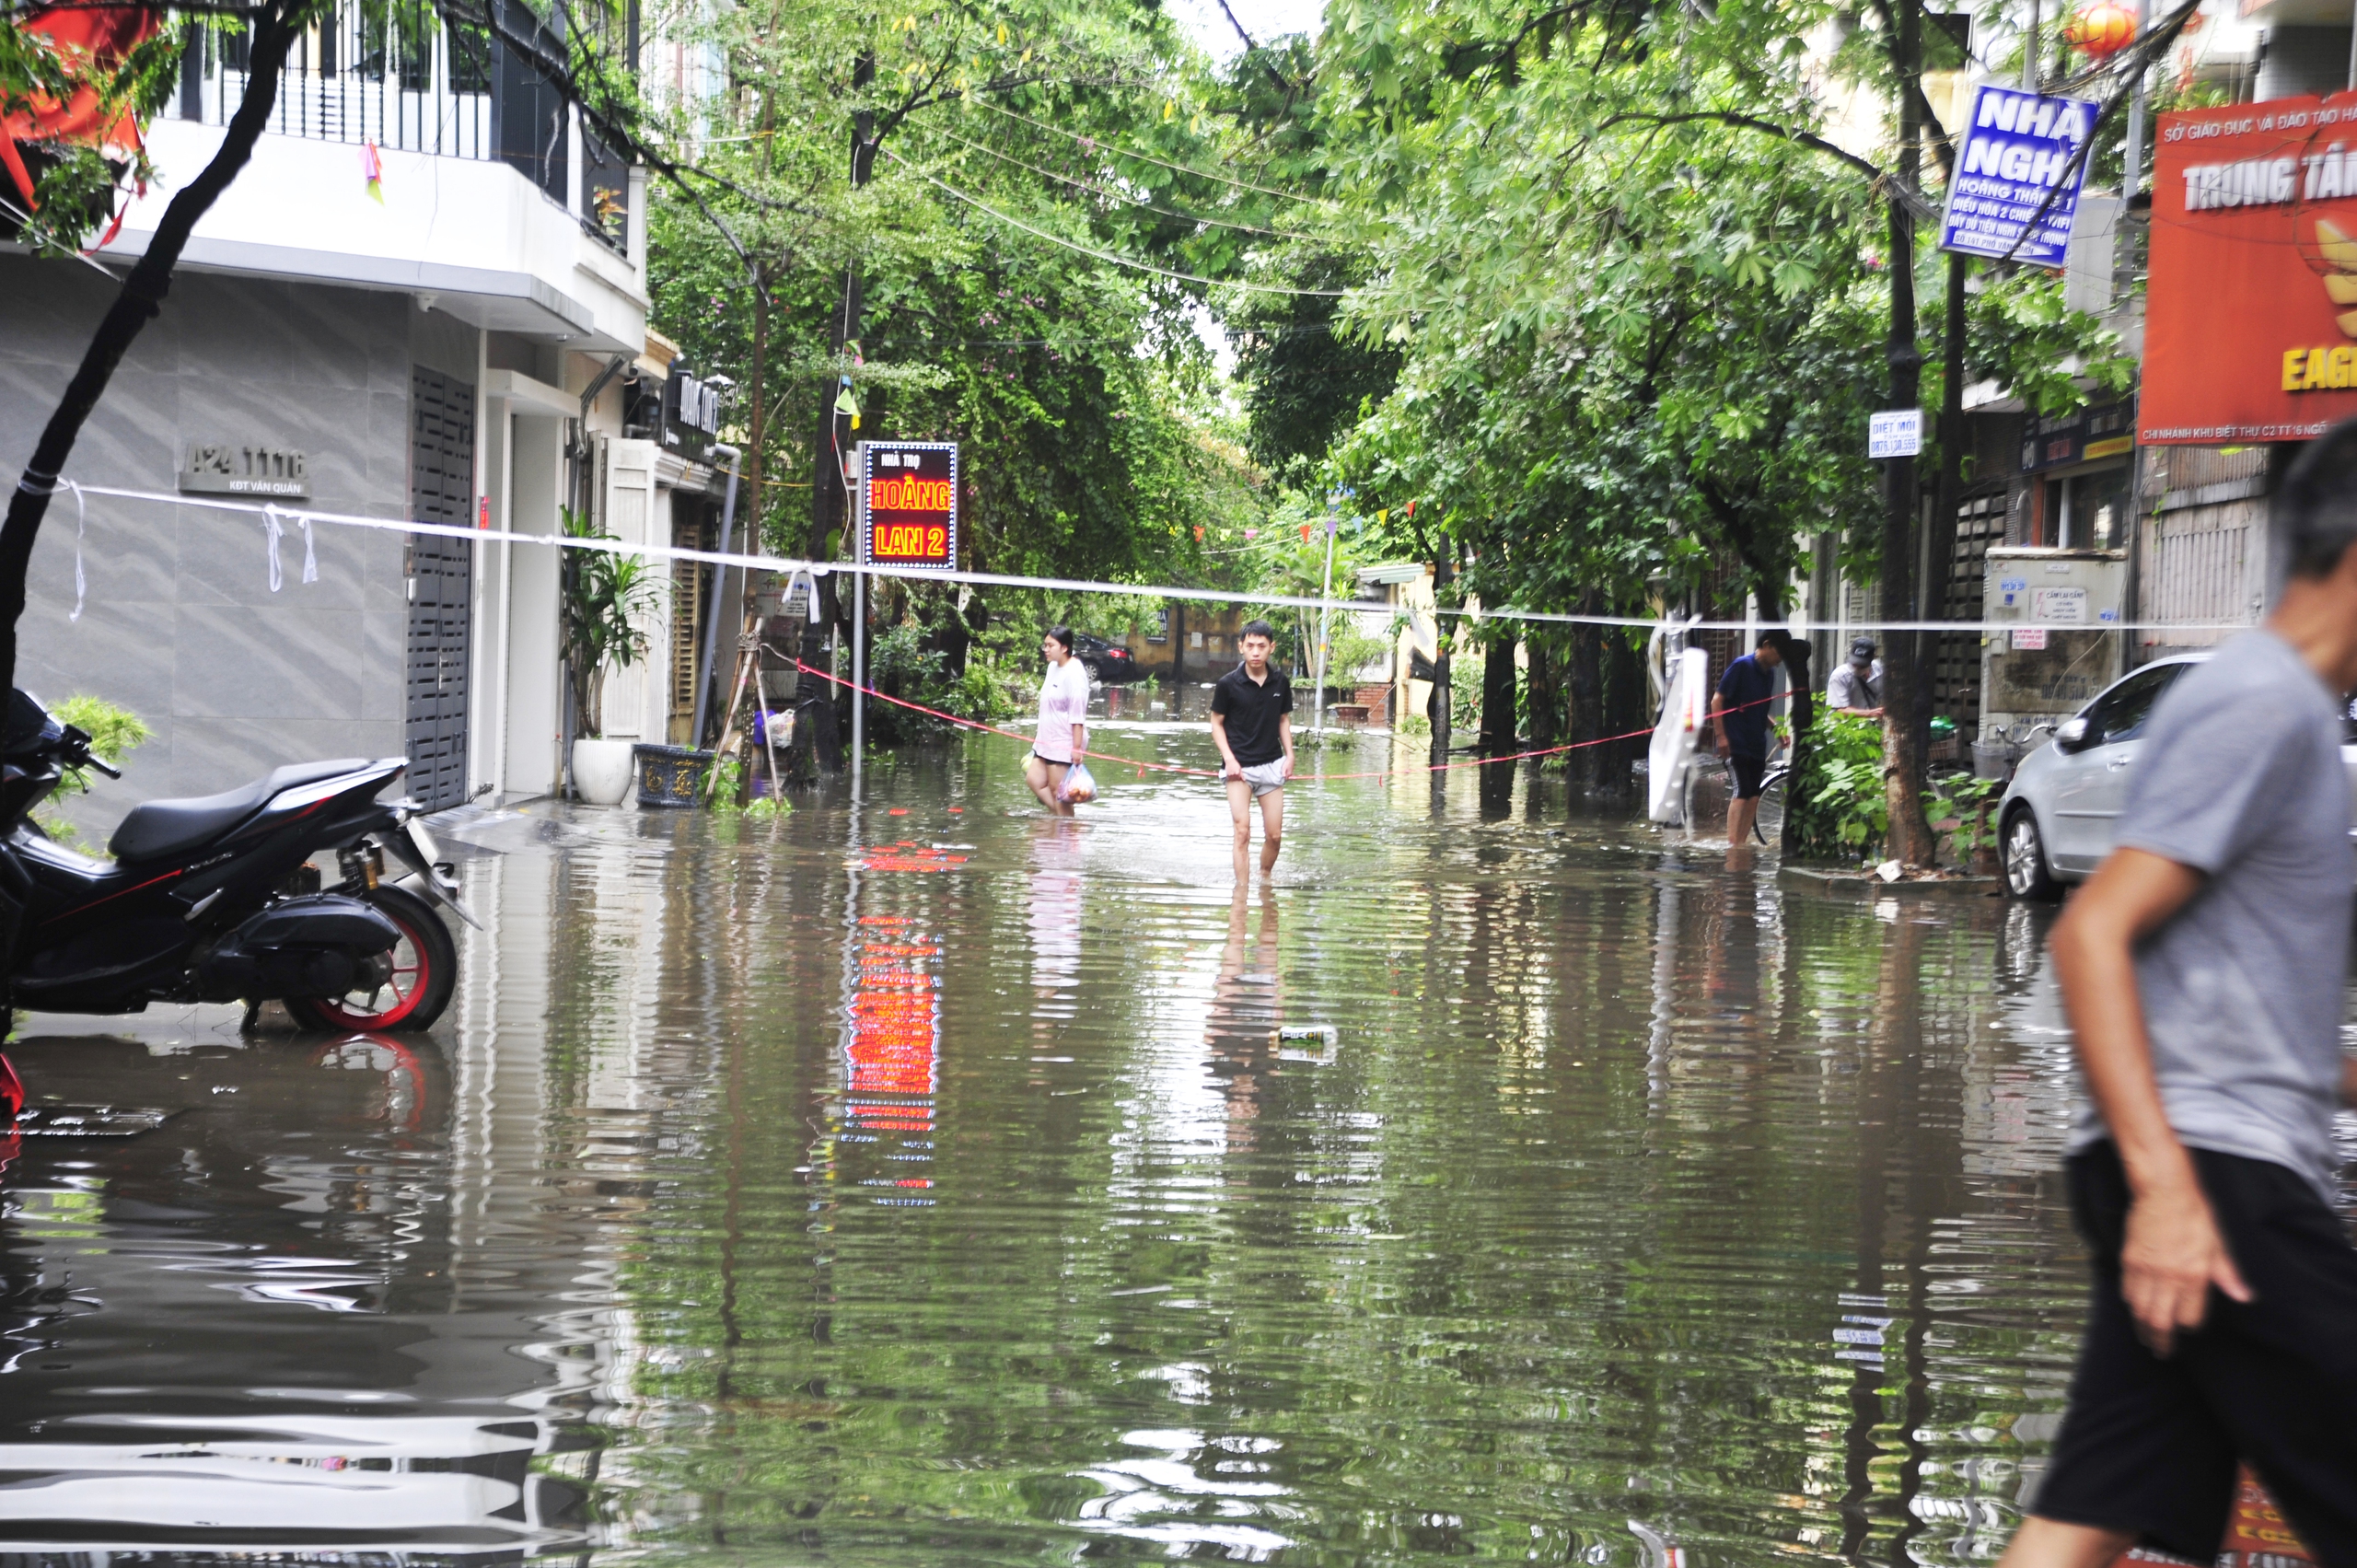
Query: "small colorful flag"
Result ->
[[361, 141, 384, 203]]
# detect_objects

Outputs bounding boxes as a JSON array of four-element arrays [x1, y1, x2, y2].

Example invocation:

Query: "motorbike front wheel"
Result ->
[[284, 884, 459, 1034]]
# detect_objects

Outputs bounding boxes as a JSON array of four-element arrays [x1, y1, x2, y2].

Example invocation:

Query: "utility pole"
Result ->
[[1883, 0, 1939, 866], [1428, 549, 1454, 773], [798, 52, 876, 772], [1314, 505, 1338, 737]]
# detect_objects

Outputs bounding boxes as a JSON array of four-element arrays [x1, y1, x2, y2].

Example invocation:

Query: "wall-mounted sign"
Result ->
[[661, 366, 722, 460], [2021, 397, 2136, 472], [2142, 90, 2357, 444], [2032, 587, 2088, 623], [180, 443, 308, 498], [1868, 408, 1923, 459], [2011, 627, 2048, 650], [1939, 84, 2099, 265], [857, 441, 958, 572]]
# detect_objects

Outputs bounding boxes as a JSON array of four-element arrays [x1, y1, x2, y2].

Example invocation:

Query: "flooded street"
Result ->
[[0, 721, 2254, 1564]]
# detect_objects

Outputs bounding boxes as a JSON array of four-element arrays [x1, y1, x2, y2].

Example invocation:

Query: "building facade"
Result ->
[[6, 2, 730, 834]]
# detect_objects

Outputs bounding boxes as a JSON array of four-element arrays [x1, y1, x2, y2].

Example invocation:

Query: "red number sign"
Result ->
[[859, 442, 959, 571]]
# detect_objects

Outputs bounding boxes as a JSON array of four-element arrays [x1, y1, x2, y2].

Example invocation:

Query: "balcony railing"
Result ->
[[175, 0, 630, 254]]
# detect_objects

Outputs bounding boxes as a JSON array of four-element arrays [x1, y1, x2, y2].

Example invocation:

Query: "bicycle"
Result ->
[[1678, 751, 1789, 846]]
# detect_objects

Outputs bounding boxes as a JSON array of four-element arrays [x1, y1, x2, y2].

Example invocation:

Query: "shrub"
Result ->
[[34, 695, 149, 851], [866, 621, 1015, 744], [1786, 711, 1887, 862]]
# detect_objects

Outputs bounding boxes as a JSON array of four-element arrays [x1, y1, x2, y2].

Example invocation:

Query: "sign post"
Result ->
[[854, 441, 961, 792], [1938, 84, 2100, 265]]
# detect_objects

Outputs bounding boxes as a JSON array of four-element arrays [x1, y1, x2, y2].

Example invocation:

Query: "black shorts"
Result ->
[[1728, 752, 1767, 800], [2035, 1141, 2357, 1563]]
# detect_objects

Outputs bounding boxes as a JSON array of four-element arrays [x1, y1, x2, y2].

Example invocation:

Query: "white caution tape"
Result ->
[[42, 479, 2258, 637]]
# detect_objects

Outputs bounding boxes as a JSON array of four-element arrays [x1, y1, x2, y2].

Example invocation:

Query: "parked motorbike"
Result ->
[[0, 690, 476, 1119]]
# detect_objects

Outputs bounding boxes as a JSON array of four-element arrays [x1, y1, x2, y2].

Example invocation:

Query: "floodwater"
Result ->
[[2, 714, 2320, 1564]]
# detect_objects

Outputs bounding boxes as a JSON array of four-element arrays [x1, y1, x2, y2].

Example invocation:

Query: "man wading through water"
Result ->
[[1710, 630, 1783, 845], [1210, 621, 1295, 882], [1998, 420, 2357, 1568]]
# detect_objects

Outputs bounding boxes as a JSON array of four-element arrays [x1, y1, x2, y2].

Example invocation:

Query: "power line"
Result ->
[[926, 121, 1332, 242], [879, 145, 1349, 297], [971, 97, 1335, 207], [871, 321, 1343, 352]]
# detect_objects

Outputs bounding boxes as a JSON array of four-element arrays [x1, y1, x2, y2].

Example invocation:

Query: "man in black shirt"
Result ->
[[1711, 630, 1783, 846], [1209, 621, 1295, 881]]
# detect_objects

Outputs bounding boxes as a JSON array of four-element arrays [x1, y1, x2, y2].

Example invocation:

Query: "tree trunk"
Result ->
[[1527, 639, 1560, 751], [1878, 0, 1939, 867], [0, 6, 298, 699], [1480, 630, 1517, 755], [747, 263, 767, 551], [1602, 622, 1645, 799], [1169, 600, 1186, 716], [1571, 602, 1604, 791]]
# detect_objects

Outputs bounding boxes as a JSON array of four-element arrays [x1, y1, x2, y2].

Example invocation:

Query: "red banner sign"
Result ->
[[859, 441, 959, 571], [2142, 91, 2357, 444]]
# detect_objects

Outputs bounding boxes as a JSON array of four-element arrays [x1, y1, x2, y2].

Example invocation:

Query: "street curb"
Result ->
[[1780, 865, 2003, 893]]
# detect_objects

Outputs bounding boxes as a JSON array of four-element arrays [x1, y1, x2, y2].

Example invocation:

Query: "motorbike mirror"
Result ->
[[2052, 715, 2092, 752]]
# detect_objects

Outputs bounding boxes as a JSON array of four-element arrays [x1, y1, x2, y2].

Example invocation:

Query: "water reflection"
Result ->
[[4, 735, 2295, 1563]]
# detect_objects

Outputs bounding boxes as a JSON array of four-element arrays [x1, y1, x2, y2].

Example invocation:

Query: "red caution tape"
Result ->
[[793, 659, 1788, 785]]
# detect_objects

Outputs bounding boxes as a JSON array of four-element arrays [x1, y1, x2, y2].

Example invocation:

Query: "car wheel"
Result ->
[[2003, 807, 2061, 902]]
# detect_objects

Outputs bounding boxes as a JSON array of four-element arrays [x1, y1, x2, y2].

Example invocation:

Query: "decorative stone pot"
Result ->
[[573, 738, 635, 807]]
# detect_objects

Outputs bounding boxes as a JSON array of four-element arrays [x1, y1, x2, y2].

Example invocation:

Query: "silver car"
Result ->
[[1999, 654, 2357, 899]]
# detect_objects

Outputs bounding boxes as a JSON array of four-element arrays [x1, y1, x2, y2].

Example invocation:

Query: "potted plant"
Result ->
[[561, 507, 665, 806]]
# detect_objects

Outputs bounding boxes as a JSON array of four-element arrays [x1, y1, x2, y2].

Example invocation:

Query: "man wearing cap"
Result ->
[[1827, 638, 1885, 717]]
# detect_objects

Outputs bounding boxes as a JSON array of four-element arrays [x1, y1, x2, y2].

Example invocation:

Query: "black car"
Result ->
[[1069, 632, 1142, 684]]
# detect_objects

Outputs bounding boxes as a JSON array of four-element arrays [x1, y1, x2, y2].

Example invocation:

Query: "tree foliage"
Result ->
[[642, 0, 1277, 610]]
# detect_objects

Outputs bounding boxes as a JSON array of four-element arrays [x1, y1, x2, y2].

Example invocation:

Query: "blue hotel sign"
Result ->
[[1939, 84, 2100, 267]]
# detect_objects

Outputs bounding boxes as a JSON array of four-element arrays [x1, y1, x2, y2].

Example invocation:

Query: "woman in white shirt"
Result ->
[[1026, 627, 1091, 814]]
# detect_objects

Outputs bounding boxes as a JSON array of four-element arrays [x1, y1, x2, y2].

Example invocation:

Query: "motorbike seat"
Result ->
[[109, 760, 373, 864]]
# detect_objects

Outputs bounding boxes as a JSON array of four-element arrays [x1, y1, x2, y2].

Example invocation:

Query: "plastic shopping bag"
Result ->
[[1059, 761, 1098, 803]]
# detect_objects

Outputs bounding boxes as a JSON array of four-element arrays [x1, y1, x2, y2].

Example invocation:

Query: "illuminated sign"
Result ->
[[858, 441, 959, 572]]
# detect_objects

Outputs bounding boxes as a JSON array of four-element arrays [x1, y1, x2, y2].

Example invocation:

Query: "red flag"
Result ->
[[0, 6, 161, 211]]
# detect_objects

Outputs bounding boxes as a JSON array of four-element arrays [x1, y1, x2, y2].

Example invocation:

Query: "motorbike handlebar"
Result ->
[[55, 724, 120, 778]]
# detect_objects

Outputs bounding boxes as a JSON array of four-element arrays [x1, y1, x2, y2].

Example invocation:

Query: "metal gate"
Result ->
[[407, 368, 475, 812], [1932, 490, 2008, 735]]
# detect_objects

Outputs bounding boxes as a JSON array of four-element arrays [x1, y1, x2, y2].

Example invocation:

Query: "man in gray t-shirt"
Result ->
[[2063, 629, 2354, 1194], [2002, 421, 2357, 1568]]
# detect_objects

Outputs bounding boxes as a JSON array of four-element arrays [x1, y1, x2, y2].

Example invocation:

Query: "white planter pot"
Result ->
[[573, 738, 635, 807]]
